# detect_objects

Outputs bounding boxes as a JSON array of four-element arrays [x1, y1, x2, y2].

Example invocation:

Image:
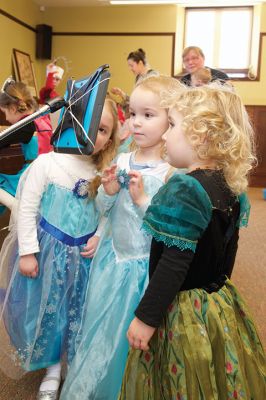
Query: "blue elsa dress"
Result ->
[[0, 152, 99, 377], [60, 151, 173, 400]]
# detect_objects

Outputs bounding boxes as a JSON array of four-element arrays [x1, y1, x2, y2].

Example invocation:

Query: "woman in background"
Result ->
[[181, 46, 228, 86], [111, 48, 158, 114]]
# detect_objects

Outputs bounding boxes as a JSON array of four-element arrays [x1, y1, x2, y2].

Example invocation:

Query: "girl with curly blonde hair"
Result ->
[[120, 83, 266, 400]]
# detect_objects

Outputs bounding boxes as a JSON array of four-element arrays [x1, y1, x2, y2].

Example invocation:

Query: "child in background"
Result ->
[[39, 63, 64, 104], [191, 67, 212, 86], [120, 84, 266, 399], [0, 98, 119, 400], [60, 75, 182, 400], [0, 79, 53, 212]]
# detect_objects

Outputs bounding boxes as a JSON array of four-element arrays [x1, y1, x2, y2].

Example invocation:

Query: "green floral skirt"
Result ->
[[119, 280, 266, 400]]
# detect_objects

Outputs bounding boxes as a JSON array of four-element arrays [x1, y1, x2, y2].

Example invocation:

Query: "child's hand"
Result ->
[[80, 235, 100, 258], [102, 165, 120, 195], [110, 87, 126, 100], [128, 171, 149, 206], [127, 317, 156, 351], [19, 254, 39, 278]]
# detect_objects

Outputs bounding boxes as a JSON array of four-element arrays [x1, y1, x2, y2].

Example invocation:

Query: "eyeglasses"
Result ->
[[183, 56, 201, 64]]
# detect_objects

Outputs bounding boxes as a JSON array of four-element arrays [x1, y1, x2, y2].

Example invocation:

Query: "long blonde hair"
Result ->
[[89, 98, 120, 197], [162, 83, 257, 194]]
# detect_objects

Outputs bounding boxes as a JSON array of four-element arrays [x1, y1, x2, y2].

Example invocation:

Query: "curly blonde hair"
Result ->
[[162, 82, 257, 194], [89, 98, 120, 197]]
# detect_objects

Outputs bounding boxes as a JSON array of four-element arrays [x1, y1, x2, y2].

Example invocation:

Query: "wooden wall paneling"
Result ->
[[246, 105, 266, 187]]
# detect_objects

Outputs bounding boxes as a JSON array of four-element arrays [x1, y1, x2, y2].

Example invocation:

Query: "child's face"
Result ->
[[92, 104, 114, 155], [52, 76, 61, 88], [129, 87, 169, 150], [0, 105, 20, 125], [163, 108, 196, 168], [191, 76, 204, 87]]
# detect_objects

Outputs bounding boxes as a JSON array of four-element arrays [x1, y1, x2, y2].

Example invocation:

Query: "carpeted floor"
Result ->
[[0, 187, 265, 399]]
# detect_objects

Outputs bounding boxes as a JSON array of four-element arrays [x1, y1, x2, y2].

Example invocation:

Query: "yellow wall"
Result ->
[[0, 0, 40, 26], [41, 5, 177, 95], [39, 2, 266, 105], [1, 1, 266, 105], [42, 5, 177, 32], [0, 0, 46, 90]]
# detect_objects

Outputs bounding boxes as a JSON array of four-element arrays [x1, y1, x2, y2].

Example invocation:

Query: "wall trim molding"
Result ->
[[256, 32, 266, 81], [0, 8, 36, 32], [1, 6, 265, 80]]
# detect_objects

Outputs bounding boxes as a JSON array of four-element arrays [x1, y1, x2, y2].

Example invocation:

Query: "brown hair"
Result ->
[[127, 48, 147, 65], [0, 81, 37, 113], [191, 67, 212, 85], [89, 98, 120, 198], [182, 46, 205, 60]]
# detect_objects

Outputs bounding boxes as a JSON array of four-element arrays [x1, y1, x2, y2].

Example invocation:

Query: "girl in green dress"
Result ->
[[120, 83, 266, 400]]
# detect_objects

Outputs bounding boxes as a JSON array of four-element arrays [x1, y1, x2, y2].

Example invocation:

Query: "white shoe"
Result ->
[[37, 376, 61, 400]]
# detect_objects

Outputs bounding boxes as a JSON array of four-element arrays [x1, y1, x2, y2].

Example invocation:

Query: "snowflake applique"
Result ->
[[25, 342, 35, 355], [45, 303, 57, 314], [69, 321, 79, 333], [53, 293, 60, 302], [73, 179, 89, 199], [33, 345, 44, 360], [69, 308, 76, 317], [116, 169, 130, 189]]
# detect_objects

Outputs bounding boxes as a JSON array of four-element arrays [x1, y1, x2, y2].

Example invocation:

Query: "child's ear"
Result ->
[[9, 104, 17, 113]]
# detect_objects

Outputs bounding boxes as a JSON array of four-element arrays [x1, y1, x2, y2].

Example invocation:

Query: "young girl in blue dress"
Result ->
[[120, 83, 266, 399], [0, 98, 119, 399], [60, 75, 182, 400], [0, 79, 53, 213]]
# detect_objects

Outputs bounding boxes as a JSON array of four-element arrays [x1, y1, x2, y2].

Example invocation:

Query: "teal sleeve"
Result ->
[[237, 192, 250, 228], [142, 174, 212, 252]]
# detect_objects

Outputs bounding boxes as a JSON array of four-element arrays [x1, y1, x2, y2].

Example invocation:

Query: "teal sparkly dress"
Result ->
[[60, 152, 173, 400], [0, 152, 100, 377]]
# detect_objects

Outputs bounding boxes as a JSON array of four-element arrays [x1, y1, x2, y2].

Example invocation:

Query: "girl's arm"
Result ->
[[19, 254, 38, 278], [17, 155, 49, 256], [80, 216, 107, 258], [0, 188, 16, 210], [95, 185, 118, 216], [127, 243, 193, 350], [95, 165, 120, 215], [101, 164, 120, 196], [128, 170, 150, 214]]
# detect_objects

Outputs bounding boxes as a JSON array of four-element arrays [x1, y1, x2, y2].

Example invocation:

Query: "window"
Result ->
[[184, 7, 253, 78]]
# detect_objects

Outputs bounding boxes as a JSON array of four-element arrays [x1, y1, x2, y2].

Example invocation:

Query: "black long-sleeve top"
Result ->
[[135, 170, 240, 328]]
